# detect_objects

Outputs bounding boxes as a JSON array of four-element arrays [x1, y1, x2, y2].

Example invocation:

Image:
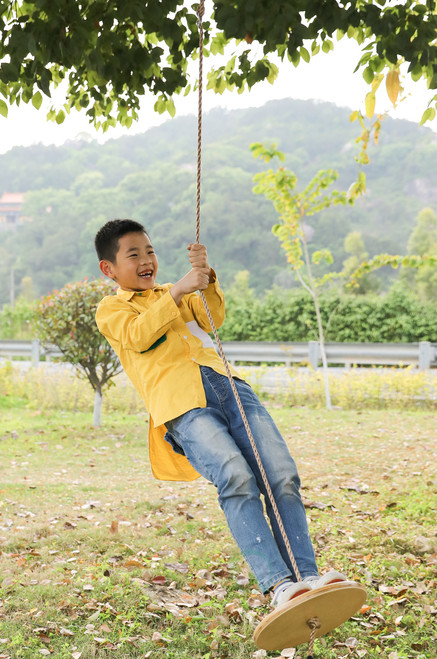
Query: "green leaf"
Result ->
[[266, 61, 279, 84], [290, 50, 300, 67], [365, 91, 375, 118], [363, 66, 374, 84], [55, 109, 65, 124], [166, 98, 176, 117], [32, 91, 43, 110], [419, 107, 436, 125], [154, 96, 166, 114], [321, 39, 333, 54], [300, 47, 310, 63], [0, 99, 8, 117]]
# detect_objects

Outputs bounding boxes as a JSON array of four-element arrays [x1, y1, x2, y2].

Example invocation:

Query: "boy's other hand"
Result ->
[[170, 267, 211, 306]]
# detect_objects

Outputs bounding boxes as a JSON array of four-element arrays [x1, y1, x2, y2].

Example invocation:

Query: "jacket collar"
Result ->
[[116, 284, 167, 301]]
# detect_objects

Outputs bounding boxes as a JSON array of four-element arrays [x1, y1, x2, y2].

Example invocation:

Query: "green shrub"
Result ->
[[0, 298, 36, 339], [220, 287, 437, 343]]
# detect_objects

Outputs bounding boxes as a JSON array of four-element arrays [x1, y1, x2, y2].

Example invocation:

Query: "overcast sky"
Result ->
[[1, 37, 435, 155]]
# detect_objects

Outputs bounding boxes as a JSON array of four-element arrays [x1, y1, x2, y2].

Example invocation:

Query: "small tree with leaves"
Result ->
[[36, 278, 121, 427], [251, 144, 436, 410], [251, 142, 364, 409]]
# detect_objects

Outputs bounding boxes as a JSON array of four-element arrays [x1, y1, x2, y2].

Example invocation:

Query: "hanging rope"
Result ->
[[306, 617, 321, 657], [195, 0, 204, 246], [194, 0, 300, 583], [194, 2, 319, 656]]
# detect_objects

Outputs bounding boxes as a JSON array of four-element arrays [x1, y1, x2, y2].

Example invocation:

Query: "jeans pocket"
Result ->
[[200, 366, 228, 404]]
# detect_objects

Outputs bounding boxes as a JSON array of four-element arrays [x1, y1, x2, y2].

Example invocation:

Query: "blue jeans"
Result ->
[[165, 366, 318, 592]]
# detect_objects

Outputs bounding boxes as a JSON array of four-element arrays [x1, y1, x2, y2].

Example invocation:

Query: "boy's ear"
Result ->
[[99, 260, 115, 279]]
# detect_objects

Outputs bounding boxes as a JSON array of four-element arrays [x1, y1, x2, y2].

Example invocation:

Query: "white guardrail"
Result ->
[[0, 339, 436, 370]]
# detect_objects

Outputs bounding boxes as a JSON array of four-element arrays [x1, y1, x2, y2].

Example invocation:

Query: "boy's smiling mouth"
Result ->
[[138, 269, 153, 279]]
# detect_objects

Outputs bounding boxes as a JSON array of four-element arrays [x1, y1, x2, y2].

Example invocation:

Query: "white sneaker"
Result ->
[[304, 570, 349, 590], [271, 579, 312, 608]]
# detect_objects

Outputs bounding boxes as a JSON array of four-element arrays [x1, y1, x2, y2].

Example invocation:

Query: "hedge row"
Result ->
[[1, 287, 435, 344], [219, 288, 437, 343]]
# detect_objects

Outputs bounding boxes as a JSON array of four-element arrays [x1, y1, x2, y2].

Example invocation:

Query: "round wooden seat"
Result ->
[[254, 581, 367, 651]]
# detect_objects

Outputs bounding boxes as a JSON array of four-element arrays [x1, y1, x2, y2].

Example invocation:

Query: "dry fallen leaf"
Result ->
[[1, 577, 14, 589], [98, 623, 111, 634], [123, 559, 143, 568], [63, 521, 76, 529], [248, 594, 266, 608], [164, 562, 189, 573], [225, 600, 243, 621], [215, 614, 230, 627], [236, 573, 250, 586]]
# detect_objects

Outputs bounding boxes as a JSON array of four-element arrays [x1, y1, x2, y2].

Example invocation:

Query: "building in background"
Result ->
[[0, 192, 31, 230]]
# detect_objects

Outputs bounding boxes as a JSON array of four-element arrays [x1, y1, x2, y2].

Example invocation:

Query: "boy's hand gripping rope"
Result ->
[[194, 2, 319, 656]]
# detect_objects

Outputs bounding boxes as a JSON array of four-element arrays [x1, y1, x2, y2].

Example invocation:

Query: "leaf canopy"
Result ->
[[0, 1, 436, 128]]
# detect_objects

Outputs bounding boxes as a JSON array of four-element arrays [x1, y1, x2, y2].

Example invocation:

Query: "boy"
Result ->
[[94, 218, 347, 607]]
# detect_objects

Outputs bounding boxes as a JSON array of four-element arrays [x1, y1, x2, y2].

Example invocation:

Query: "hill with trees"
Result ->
[[1, 98, 436, 307]]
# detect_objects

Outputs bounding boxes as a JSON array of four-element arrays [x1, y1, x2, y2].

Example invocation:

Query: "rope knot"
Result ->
[[307, 617, 322, 631]]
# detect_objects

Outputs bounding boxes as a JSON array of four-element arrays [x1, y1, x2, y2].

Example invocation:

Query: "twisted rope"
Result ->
[[194, 4, 322, 655], [306, 616, 321, 658], [195, 0, 204, 246], [194, 0, 301, 583]]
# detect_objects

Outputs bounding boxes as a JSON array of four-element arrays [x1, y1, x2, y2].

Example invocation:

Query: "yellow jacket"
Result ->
[[95, 274, 240, 481]]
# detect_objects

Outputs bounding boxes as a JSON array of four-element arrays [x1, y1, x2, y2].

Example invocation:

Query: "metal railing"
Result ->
[[0, 339, 436, 369], [0, 340, 61, 365], [221, 340, 437, 370]]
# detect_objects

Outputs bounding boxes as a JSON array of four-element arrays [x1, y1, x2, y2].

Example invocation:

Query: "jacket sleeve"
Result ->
[[95, 291, 181, 353], [184, 270, 226, 331]]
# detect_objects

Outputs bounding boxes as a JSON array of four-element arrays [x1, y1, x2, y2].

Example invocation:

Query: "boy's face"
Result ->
[[99, 231, 158, 291]]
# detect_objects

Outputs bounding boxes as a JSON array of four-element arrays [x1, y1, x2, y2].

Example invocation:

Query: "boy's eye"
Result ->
[[129, 253, 137, 258]]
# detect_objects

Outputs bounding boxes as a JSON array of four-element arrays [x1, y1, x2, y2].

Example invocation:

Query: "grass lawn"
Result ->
[[0, 406, 436, 659]]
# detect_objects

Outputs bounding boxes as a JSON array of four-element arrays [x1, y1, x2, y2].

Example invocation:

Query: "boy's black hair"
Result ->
[[95, 219, 148, 263]]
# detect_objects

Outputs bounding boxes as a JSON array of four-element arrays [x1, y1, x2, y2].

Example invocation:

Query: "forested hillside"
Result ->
[[1, 98, 436, 306]]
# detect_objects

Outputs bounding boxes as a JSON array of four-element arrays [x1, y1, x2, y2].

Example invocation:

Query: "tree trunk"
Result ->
[[93, 387, 103, 428], [313, 295, 332, 411], [300, 223, 332, 410]]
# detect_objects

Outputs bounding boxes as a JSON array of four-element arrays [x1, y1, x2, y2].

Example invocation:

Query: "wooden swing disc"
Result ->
[[253, 581, 367, 651]]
